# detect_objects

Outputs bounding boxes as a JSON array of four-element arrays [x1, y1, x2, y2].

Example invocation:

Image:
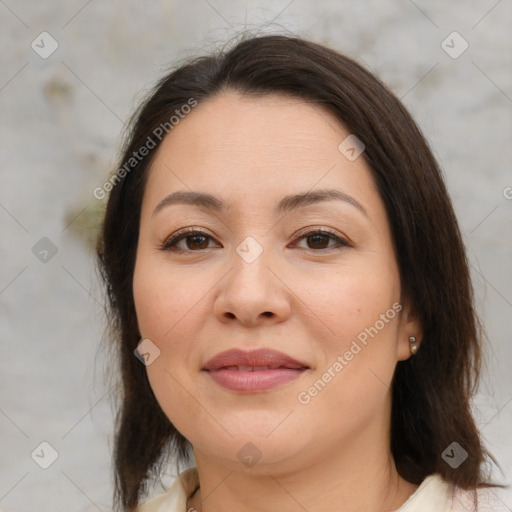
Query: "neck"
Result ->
[[187, 407, 418, 512]]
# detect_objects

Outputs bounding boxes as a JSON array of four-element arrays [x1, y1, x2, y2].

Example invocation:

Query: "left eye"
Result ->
[[293, 230, 350, 250]]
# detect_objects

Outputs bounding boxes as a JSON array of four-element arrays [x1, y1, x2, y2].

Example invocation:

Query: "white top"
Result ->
[[137, 467, 507, 512]]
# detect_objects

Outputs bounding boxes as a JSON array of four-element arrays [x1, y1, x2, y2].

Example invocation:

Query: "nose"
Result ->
[[213, 245, 292, 328]]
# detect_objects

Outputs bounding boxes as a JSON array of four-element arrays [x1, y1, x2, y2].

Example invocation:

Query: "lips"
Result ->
[[202, 348, 309, 392], [202, 348, 309, 371]]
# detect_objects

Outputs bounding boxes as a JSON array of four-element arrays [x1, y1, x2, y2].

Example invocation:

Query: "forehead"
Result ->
[[143, 91, 379, 214], [157, 91, 347, 164]]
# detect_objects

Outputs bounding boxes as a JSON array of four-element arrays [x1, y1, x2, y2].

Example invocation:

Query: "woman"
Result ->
[[96, 34, 506, 511]]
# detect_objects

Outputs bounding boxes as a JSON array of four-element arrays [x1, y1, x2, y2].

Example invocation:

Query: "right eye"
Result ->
[[159, 229, 221, 252]]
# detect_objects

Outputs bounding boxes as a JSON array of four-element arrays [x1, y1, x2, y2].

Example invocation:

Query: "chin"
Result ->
[[193, 425, 312, 471]]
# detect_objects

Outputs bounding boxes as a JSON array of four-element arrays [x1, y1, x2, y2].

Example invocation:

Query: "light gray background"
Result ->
[[1, 1, 511, 511]]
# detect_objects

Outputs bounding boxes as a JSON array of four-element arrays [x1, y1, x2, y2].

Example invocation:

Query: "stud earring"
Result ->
[[409, 336, 419, 355]]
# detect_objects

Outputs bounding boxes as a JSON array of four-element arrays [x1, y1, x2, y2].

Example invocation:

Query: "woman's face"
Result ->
[[133, 91, 420, 473]]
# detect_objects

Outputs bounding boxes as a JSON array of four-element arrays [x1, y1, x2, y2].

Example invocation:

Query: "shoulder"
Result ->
[[397, 474, 510, 512], [136, 467, 199, 512], [396, 473, 454, 511], [451, 483, 510, 512]]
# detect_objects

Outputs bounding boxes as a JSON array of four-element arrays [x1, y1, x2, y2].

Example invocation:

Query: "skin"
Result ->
[[133, 91, 423, 512]]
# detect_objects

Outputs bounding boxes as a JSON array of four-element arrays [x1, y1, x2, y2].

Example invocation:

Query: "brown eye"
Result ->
[[183, 234, 210, 250], [294, 229, 351, 251], [305, 233, 331, 249], [160, 230, 219, 252]]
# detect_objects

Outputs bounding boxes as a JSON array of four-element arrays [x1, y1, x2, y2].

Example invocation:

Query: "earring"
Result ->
[[409, 336, 419, 355]]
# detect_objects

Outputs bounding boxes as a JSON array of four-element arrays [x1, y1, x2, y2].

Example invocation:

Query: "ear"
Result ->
[[396, 298, 423, 361]]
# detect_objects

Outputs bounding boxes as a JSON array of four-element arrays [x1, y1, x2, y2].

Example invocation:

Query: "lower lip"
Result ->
[[205, 368, 307, 392]]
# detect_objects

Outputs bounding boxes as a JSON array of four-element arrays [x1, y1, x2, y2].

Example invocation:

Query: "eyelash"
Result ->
[[158, 227, 352, 253]]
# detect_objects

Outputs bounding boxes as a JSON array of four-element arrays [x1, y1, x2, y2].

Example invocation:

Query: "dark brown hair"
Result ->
[[96, 33, 501, 511]]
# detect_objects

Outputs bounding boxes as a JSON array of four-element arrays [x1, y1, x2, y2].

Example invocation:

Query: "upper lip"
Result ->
[[202, 348, 309, 371]]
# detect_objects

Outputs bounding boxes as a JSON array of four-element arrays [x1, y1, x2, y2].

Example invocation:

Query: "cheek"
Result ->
[[294, 257, 401, 340], [133, 258, 202, 433], [133, 257, 200, 340], [132, 256, 210, 395], [294, 257, 402, 404]]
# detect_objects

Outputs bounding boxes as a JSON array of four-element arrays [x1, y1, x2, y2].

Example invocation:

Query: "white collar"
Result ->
[[141, 469, 503, 512]]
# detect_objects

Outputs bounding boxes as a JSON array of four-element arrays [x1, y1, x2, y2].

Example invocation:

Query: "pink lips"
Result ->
[[202, 348, 309, 392]]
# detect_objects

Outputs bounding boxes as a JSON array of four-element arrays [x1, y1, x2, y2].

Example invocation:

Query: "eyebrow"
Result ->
[[152, 188, 367, 218]]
